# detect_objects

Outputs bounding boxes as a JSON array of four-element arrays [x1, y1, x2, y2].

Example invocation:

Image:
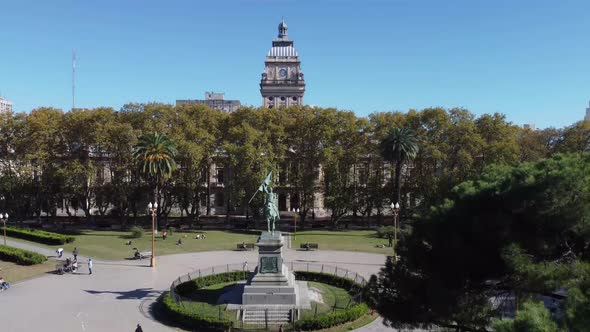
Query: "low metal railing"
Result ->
[[168, 261, 368, 329]]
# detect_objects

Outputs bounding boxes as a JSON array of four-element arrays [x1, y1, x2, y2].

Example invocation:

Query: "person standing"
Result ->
[[88, 258, 93, 275], [162, 230, 167, 240], [73, 247, 79, 260], [135, 323, 143, 332]]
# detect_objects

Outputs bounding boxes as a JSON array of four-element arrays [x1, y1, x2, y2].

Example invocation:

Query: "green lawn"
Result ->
[[312, 312, 379, 332], [0, 259, 57, 283], [302, 281, 355, 319], [8, 229, 258, 261], [181, 281, 238, 321], [292, 230, 393, 254]]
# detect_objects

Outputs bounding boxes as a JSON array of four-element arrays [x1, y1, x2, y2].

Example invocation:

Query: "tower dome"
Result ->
[[278, 19, 288, 38]]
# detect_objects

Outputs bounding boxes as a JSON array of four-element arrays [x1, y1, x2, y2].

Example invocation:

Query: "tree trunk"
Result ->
[[394, 148, 403, 206], [154, 182, 160, 230], [206, 164, 211, 216]]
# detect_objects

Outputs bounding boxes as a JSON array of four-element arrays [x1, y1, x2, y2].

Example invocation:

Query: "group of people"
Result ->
[[57, 247, 93, 275]]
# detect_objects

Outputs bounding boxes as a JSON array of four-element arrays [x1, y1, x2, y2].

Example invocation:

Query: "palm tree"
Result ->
[[133, 132, 177, 226], [379, 127, 419, 206]]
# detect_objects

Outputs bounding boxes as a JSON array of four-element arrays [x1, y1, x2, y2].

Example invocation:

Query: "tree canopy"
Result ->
[[369, 153, 590, 331]]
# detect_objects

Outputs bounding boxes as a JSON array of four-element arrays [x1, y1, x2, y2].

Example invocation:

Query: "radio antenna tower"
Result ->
[[72, 49, 76, 110]]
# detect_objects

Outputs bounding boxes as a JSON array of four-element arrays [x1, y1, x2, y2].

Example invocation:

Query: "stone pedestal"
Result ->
[[242, 231, 298, 306]]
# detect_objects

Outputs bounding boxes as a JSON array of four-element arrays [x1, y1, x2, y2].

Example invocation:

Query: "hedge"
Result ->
[[292, 303, 370, 331], [292, 271, 370, 331], [165, 270, 370, 331], [5, 227, 75, 245], [294, 271, 363, 294], [161, 292, 232, 331], [0, 244, 47, 265], [162, 271, 248, 331], [175, 270, 248, 295]]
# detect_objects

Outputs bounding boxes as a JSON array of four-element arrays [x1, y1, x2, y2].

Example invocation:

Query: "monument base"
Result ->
[[241, 231, 298, 306]]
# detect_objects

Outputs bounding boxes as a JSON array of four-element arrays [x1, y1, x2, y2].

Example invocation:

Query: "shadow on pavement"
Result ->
[[84, 287, 161, 300]]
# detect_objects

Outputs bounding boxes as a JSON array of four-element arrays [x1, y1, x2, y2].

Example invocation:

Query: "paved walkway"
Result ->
[[0, 239, 394, 332]]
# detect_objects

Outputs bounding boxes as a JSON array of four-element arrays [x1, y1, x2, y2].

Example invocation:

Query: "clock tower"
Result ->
[[260, 19, 305, 108]]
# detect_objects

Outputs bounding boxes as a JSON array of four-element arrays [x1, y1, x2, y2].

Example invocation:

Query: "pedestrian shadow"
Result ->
[[84, 287, 161, 300]]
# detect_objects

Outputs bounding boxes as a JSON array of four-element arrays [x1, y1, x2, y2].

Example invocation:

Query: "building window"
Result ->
[[269, 96, 274, 101], [292, 96, 297, 101], [280, 96, 286, 101], [215, 192, 224, 207], [216, 168, 224, 184]]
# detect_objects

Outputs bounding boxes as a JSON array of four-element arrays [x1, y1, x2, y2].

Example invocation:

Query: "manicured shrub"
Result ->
[[292, 303, 370, 331], [175, 271, 248, 295], [130, 226, 144, 239], [5, 227, 75, 245], [163, 271, 248, 331], [161, 292, 232, 331], [376, 226, 394, 239], [291, 271, 370, 330], [0, 244, 47, 265], [294, 271, 363, 294]]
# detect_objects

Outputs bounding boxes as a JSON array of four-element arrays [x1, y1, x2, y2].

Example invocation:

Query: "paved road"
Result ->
[[0, 239, 394, 332]]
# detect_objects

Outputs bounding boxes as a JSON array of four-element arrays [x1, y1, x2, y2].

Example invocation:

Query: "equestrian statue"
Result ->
[[249, 171, 280, 233]]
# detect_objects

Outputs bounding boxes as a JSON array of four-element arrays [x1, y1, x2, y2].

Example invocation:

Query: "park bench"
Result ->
[[300, 243, 319, 251], [236, 243, 256, 251]]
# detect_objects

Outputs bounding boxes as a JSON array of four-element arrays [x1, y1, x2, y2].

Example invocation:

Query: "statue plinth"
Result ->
[[242, 232, 298, 306]]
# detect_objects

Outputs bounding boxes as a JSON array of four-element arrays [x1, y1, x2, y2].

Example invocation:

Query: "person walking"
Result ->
[[73, 247, 79, 260], [162, 230, 167, 240], [88, 258, 93, 275], [135, 323, 143, 332]]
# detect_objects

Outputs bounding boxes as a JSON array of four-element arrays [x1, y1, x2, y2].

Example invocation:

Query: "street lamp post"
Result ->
[[1, 213, 7, 246], [148, 202, 158, 267], [291, 207, 300, 240], [390, 202, 400, 258]]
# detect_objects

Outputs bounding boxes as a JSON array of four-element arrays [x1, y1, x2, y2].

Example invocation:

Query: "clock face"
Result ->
[[279, 68, 287, 78]]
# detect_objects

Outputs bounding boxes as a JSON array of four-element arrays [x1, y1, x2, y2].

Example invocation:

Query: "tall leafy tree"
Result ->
[[133, 132, 177, 227], [379, 127, 419, 206], [369, 153, 590, 331]]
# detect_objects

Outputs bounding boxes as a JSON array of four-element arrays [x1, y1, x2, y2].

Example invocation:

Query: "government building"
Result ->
[[260, 19, 305, 108]]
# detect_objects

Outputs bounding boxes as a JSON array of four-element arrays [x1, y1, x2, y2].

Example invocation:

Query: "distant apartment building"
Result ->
[[523, 124, 536, 130], [0, 97, 13, 113], [585, 101, 590, 121], [176, 92, 241, 113]]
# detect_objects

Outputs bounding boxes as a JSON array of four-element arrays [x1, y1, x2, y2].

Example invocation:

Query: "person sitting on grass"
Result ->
[[0, 276, 10, 290], [176, 238, 182, 245]]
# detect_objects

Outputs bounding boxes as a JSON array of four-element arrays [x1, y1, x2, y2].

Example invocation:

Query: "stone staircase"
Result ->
[[242, 307, 292, 324]]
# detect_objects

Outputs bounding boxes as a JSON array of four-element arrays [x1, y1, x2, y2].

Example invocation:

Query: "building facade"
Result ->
[[177, 92, 241, 113], [0, 97, 13, 113], [585, 101, 590, 121], [260, 20, 305, 108]]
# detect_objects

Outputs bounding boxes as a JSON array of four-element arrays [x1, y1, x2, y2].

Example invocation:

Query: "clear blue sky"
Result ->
[[1, 0, 589, 128]]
